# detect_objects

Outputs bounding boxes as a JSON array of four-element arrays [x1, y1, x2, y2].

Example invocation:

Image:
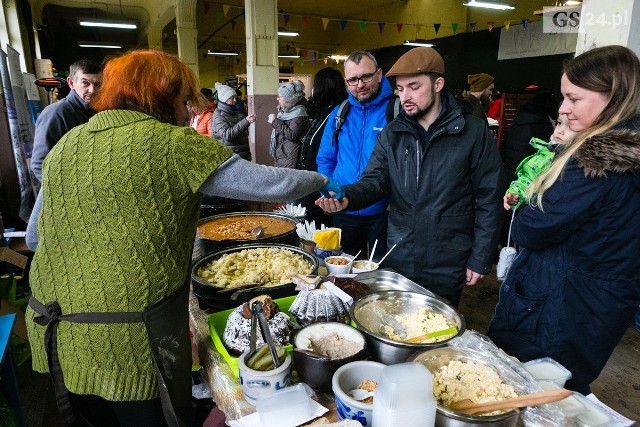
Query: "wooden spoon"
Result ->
[[449, 388, 572, 415]]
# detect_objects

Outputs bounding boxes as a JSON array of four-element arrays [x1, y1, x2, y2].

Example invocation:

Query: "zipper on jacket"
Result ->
[[404, 147, 409, 187], [415, 140, 421, 187]]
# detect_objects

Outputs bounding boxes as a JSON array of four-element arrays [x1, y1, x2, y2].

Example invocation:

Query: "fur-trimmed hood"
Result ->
[[575, 118, 640, 180]]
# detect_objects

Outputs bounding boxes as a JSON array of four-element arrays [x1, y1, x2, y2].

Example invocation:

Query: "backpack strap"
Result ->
[[332, 99, 351, 147], [386, 95, 402, 122]]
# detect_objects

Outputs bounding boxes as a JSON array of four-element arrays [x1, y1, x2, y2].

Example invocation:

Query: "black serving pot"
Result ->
[[196, 211, 300, 256], [199, 196, 246, 220], [191, 243, 318, 309]]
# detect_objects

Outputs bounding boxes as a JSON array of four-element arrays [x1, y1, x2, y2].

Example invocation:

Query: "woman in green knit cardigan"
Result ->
[[25, 50, 342, 426]]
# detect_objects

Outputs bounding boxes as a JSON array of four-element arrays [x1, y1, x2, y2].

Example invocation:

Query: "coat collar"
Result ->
[[575, 117, 640, 178]]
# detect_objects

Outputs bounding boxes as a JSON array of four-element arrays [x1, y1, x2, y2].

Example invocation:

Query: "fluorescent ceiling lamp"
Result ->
[[329, 55, 348, 61], [404, 40, 435, 47], [278, 30, 299, 37], [78, 18, 137, 29], [77, 41, 122, 49], [562, 0, 582, 5], [278, 54, 301, 58], [463, 0, 515, 10], [207, 50, 239, 56]]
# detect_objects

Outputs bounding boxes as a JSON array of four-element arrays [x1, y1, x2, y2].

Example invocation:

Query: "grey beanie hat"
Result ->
[[215, 82, 236, 103], [278, 80, 305, 99]]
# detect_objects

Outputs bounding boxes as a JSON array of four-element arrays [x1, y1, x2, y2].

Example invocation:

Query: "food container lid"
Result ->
[[256, 383, 314, 426], [522, 357, 572, 385], [572, 393, 613, 427]]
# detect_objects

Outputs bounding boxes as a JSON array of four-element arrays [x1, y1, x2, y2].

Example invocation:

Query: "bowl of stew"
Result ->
[[196, 211, 299, 255]]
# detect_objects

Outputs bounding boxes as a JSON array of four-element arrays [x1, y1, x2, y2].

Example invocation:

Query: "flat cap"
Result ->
[[386, 47, 445, 77], [468, 73, 494, 92]]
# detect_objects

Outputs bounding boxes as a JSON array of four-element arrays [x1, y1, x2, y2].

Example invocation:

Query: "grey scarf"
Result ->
[[269, 104, 308, 157]]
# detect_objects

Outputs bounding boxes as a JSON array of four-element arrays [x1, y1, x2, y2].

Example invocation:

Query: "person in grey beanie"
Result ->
[[212, 82, 256, 160], [268, 80, 309, 168]]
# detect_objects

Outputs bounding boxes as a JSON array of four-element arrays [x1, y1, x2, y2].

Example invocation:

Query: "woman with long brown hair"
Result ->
[[25, 50, 338, 426], [488, 45, 640, 395]]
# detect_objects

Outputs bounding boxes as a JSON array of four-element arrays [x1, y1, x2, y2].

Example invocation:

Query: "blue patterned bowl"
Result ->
[[332, 360, 386, 427]]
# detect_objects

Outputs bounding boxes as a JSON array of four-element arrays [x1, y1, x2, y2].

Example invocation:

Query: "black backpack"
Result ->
[[332, 95, 402, 146]]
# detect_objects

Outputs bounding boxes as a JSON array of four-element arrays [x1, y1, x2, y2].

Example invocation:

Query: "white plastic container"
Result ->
[[536, 381, 585, 425], [256, 383, 313, 427], [372, 362, 436, 427], [573, 393, 613, 427], [522, 357, 572, 387]]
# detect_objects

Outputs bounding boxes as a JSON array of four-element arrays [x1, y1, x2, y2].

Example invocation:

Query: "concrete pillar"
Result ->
[[575, 0, 640, 56], [176, 0, 199, 79], [244, 0, 278, 165]]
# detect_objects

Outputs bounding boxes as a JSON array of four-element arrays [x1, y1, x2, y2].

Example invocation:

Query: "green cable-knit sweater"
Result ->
[[26, 110, 232, 401]]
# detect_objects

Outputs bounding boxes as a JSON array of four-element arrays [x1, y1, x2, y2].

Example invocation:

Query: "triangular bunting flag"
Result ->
[[505, 21, 510, 30], [303, 16, 311, 26], [469, 22, 476, 33], [522, 19, 529, 30], [295, 47, 300, 55], [203, 1, 210, 14], [300, 60, 305, 67], [451, 23, 458, 34], [284, 14, 290, 26], [359, 19, 366, 32], [322, 18, 330, 30], [416, 24, 423, 35], [222, 5, 230, 16], [215, 10, 222, 24], [396, 23, 404, 33], [433, 23, 440, 35], [231, 19, 237, 30], [487, 21, 494, 32], [312, 57, 317, 66], [340, 20, 347, 31], [378, 22, 385, 33]]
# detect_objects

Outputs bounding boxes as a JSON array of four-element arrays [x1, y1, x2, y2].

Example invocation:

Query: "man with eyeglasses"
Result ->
[[316, 51, 392, 259], [317, 48, 504, 308]]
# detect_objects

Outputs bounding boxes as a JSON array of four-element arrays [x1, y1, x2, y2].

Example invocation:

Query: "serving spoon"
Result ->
[[449, 388, 572, 415], [250, 225, 265, 238], [347, 389, 375, 401]]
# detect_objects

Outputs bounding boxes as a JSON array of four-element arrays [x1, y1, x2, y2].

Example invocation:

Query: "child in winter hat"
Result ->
[[214, 82, 236, 104], [277, 80, 305, 101]]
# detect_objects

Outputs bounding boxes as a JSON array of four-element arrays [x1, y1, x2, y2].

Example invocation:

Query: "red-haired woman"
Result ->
[[25, 50, 340, 426]]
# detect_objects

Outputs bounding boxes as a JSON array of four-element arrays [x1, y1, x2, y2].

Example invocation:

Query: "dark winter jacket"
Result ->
[[344, 92, 505, 296], [212, 102, 251, 160], [488, 118, 640, 394], [271, 100, 310, 169], [500, 105, 555, 184], [31, 89, 94, 183], [316, 77, 394, 217]]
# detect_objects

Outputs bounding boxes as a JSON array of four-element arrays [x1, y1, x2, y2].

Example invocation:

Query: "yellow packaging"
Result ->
[[313, 228, 341, 250]]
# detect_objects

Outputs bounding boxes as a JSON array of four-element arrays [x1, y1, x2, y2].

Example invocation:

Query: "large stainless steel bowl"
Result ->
[[349, 291, 465, 364], [409, 347, 521, 427]]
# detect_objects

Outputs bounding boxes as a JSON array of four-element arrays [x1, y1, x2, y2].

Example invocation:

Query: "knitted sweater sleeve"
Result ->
[[199, 155, 326, 202]]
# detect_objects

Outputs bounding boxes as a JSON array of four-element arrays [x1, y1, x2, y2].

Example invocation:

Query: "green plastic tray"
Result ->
[[208, 295, 296, 378]]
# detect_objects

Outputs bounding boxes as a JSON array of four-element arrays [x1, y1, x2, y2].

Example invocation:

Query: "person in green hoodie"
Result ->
[[24, 49, 341, 427]]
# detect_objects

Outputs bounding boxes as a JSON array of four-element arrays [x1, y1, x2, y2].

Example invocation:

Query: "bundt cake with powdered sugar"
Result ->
[[288, 289, 350, 326], [223, 295, 295, 355]]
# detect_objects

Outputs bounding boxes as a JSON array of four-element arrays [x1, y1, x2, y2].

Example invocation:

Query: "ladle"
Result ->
[[347, 389, 375, 401], [250, 225, 265, 238], [449, 388, 572, 415]]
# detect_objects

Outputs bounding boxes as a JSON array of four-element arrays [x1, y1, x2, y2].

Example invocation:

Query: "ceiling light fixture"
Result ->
[[561, 0, 582, 5], [403, 40, 435, 47], [463, 0, 516, 10], [207, 50, 240, 56], [78, 18, 137, 29], [329, 55, 348, 61], [278, 54, 301, 58], [277, 30, 299, 37], [77, 41, 122, 49]]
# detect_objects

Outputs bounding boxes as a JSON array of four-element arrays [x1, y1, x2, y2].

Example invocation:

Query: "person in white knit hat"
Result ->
[[212, 82, 256, 160], [268, 80, 309, 168]]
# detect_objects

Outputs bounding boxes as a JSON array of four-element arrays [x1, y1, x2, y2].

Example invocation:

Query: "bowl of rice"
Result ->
[[409, 347, 521, 426], [349, 291, 465, 364]]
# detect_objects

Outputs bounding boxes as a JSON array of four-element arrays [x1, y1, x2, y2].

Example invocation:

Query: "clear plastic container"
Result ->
[[372, 362, 436, 427], [536, 381, 585, 425], [572, 393, 613, 427], [522, 357, 572, 386], [256, 383, 314, 427]]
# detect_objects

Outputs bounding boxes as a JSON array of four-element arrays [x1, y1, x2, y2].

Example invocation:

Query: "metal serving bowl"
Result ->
[[349, 291, 465, 365], [196, 211, 299, 255], [409, 347, 521, 427], [191, 243, 318, 309]]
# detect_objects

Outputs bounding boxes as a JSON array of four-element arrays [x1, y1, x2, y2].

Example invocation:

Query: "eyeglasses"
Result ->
[[345, 69, 380, 86]]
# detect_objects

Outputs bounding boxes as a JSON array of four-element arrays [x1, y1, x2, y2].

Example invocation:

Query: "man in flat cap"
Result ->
[[468, 72, 495, 113], [317, 47, 505, 307]]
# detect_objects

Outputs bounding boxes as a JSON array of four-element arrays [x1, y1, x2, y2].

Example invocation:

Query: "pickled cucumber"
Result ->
[[246, 345, 286, 371]]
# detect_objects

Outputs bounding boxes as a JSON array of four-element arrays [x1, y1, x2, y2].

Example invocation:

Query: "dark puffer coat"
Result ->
[[344, 93, 505, 296], [212, 102, 251, 160], [488, 118, 640, 394]]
